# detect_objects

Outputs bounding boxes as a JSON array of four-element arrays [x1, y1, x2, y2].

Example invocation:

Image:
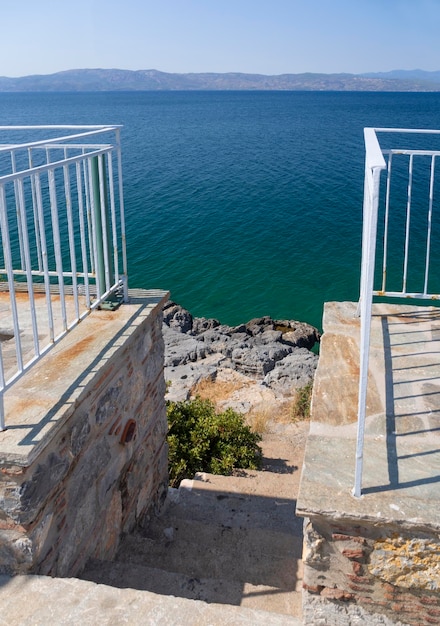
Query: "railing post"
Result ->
[[115, 127, 129, 303], [0, 349, 5, 431], [0, 395, 4, 432], [353, 131, 386, 497], [91, 155, 114, 299]]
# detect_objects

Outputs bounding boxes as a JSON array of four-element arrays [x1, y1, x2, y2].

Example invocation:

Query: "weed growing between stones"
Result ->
[[167, 397, 262, 487], [291, 382, 313, 421]]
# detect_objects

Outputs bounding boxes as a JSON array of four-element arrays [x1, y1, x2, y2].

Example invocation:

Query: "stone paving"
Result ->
[[298, 300, 440, 532]]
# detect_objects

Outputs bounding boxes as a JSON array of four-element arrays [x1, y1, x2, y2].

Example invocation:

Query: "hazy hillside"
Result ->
[[0, 68, 439, 92]]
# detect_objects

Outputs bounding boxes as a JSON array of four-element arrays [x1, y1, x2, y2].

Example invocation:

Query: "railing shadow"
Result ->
[[363, 310, 440, 494]]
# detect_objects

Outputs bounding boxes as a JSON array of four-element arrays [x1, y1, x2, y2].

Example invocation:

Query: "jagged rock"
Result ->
[[191, 316, 221, 335], [229, 343, 294, 377], [254, 330, 283, 344], [165, 358, 226, 402], [163, 301, 193, 333], [163, 325, 209, 366], [263, 350, 319, 395], [281, 324, 320, 350], [163, 302, 320, 405]]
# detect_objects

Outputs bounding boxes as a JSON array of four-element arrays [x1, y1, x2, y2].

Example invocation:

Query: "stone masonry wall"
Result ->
[[302, 515, 440, 626], [0, 297, 168, 577]]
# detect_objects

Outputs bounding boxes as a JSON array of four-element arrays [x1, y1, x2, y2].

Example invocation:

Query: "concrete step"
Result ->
[[80, 470, 303, 619], [152, 470, 304, 534], [0, 574, 303, 625], [82, 558, 302, 617]]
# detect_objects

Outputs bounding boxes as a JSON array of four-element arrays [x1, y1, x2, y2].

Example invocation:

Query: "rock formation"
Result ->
[[163, 302, 320, 412]]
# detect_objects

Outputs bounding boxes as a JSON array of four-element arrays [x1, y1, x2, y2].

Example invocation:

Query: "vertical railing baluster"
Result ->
[[97, 154, 112, 293], [63, 155, 80, 319], [381, 153, 392, 294], [11, 150, 26, 272], [48, 168, 67, 331], [107, 153, 120, 287], [28, 147, 43, 272], [0, 184, 23, 372], [34, 171, 55, 343], [17, 178, 40, 357], [402, 154, 414, 294], [88, 157, 102, 300], [0, 345, 5, 431], [116, 127, 128, 302], [83, 155, 95, 278], [424, 155, 435, 295], [76, 160, 91, 309]]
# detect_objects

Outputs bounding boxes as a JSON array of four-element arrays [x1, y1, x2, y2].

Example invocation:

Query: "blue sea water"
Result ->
[[1, 90, 440, 330]]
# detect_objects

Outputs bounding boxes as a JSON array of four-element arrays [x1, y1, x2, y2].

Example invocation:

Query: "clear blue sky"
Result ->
[[2, 0, 440, 77]]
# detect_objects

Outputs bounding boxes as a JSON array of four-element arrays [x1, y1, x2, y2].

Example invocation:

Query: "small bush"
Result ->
[[167, 397, 262, 487], [291, 382, 313, 421]]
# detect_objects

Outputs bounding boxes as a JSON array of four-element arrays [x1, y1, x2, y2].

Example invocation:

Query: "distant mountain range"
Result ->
[[1, 68, 440, 92]]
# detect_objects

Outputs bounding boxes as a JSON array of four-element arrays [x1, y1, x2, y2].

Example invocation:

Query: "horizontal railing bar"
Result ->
[[0, 281, 102, 295], [382, 149, 440, 157], [373, 291, 440, 300], [0, 146, 112, 183], [0, 125, 122, 130], [0, 268, 94, 279], [373, 127, 440, 135], [0, 127, 121, 154], [1, 143, 112, 151]]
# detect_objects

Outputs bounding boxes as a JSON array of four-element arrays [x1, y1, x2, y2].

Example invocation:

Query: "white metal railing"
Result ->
[[0, 125, 128, 430], [354, 128, 440, 496]]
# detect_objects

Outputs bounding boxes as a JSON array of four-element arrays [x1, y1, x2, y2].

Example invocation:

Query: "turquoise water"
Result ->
[[1, 91, 440, 330]]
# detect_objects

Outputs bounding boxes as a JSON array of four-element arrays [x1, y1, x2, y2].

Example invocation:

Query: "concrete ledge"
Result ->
[[0, 289, 169, 466], [298, 301, 440, 531]]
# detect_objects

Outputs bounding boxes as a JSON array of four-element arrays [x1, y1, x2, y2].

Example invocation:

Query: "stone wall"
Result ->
[[0, 291, 169, 577], [302, 516, 440, 626]]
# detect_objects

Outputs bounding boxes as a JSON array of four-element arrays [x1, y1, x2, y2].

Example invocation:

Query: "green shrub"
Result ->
[[167, 397, 262, 487]]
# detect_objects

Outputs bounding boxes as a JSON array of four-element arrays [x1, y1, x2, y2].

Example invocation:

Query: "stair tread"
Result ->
[[148, 473, 303, 535], [118, 521, 302, 589], [0, 574, 303, 625], [116, 471, 303, 590], [81, 558, 302, 618]]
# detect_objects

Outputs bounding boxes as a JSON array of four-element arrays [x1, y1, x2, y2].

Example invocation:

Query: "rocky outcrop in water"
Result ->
[[163, 302, 320, 406]]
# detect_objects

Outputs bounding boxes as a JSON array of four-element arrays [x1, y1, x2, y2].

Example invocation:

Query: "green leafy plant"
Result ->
[[291, 382, 313, 421], [167, 397, 262, 487]]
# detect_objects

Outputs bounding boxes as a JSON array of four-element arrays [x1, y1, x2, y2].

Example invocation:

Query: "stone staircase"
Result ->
[[79, 427, 306, 625], [0, 425, 305, 625]]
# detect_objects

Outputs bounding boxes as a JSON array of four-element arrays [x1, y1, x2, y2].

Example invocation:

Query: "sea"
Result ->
[[1, 90, 440, 331]]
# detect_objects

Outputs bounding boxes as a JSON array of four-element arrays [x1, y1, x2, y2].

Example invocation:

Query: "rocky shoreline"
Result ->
[[163, 301, 320, 415]]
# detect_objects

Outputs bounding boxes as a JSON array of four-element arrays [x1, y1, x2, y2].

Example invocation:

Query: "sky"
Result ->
[[1, 0, 440, 77]]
